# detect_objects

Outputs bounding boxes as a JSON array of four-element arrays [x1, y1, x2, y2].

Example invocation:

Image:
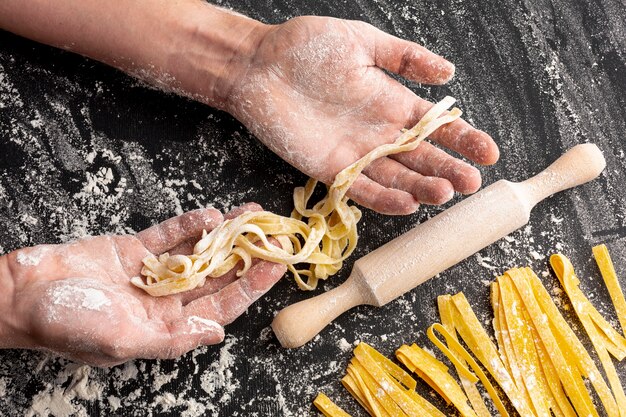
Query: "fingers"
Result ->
[[224, 202, 263, 219], [139, 318, 225, 361], [361, 22, 455, 85], [392, 141, 482, 194], [177, 267, 240, 305], [347, 174, 419, 215], [167, 203, 265, 256], [137, 208, 223, 255], [178, 235, 282, 305], [407, 97, 500, 166], [182, 260, 287, 326], [363, 157, 454, 205]]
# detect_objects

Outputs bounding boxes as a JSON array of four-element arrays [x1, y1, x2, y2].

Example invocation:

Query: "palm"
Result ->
[[230, 17, 499, 214], [8, 204, 285, 366]]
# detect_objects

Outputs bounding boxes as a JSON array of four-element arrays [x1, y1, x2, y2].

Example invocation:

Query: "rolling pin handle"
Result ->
[[271, 276, 366, 348], [521, 143, 606, 205]]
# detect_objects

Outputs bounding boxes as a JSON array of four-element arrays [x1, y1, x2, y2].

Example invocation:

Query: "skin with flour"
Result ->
[[0, 0, 499, 364], [0, 203, 286, 367]]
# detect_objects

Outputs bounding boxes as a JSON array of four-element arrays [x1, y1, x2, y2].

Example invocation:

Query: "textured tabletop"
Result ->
[[0, 0, 625, 415]]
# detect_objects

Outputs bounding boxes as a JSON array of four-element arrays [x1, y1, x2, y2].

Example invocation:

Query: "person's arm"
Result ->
[[0, 255, 14, 348], [0, 0, 265, 109], [0, 0, 500, 214], [0, 255, 32, 349]]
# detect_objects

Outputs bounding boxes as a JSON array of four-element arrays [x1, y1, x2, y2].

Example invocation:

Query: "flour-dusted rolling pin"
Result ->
[[272, 143, 606, 348]]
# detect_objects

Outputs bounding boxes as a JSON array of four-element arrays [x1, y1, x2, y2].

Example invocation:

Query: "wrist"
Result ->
[[0, 254, 33, 349], [0, 255, 15, 348], [163, 2, 270, 109]]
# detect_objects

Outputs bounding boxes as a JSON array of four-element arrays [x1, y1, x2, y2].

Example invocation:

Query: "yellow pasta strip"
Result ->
[[498, 273, 552, 417], [346, 363, 388, 417], [550, 253, 626, 415], [314, 393, 353, 417], [439, 295, 491, 417], [133, 97, 462, 295], [396, 345, 449, 401], [350, 359, 407, 417], [509, 268, 601, 416], [594, 244, 626, 335], [353, 343, 436, 417], [396, 344, 478, 417], [427, 323, 509, 417], [449, 293, 535, 416], [341, 373, 373, 415]]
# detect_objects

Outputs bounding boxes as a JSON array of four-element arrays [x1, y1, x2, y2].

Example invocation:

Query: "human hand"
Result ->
[[226, 17, 500, 214], [0, 203, 286, 367]]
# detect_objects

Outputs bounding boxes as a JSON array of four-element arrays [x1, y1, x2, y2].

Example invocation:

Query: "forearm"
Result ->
[[0, 0, 268, 109], [0, 255, 20, 349]]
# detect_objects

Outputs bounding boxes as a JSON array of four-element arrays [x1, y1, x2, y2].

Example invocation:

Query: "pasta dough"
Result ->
[[132, 97, 462, 296]]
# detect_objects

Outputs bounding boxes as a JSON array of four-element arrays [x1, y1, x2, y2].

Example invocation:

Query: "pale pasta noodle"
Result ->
[[131, 97, 462, 296]]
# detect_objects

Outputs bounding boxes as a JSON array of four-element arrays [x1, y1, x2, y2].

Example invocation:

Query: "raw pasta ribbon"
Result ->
[[132, 97, 462, 296]]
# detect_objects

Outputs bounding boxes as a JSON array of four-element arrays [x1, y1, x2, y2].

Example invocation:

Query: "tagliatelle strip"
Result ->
[[338, 342, 447, 417], [315, 246, 626, 417], [439, 295, 491, 417], [497, 274, 552, 417], [550, 253, 626, 413], [314, 393, 353, 417], [132, 97, 462, 295], [594, 244, 626, 333], [396, 343, 477, 417]]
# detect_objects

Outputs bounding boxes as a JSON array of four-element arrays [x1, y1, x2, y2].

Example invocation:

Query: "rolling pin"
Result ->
[[272, 143, 606, 348]]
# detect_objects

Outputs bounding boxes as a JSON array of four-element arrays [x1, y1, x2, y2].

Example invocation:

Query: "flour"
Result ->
[[26, 364, 103, 417], [152, 367, 179, 391], [152, 392, 207, 417], [199, 336, 240, 404], [187, 316, 222, 335], [50, 285, 111, 311], [16, 246, 49, 266]]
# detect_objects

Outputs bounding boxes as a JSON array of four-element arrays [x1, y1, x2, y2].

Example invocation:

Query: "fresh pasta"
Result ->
[[132, 97, 462, 296], [314, 245, 626, 417]]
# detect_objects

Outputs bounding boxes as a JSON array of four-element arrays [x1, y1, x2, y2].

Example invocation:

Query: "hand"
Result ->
[[226, 17, 500, 214], [0, 203, 286, 367]]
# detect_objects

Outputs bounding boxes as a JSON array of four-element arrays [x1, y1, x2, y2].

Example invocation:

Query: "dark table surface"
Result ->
[[1, 0, 625, 416]]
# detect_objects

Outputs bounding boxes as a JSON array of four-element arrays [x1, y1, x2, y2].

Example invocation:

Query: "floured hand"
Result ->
[[0, 203, 285, 367], [227, 17, 500, 214]]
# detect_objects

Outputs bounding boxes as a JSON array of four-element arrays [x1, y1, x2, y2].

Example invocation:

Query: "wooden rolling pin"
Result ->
[[272, 143, 606, 348]]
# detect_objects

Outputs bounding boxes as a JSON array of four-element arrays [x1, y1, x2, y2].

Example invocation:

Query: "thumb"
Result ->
[[359, 22, 455, 85], [144, 316, 225, 360], [171, 315, 225, 347]]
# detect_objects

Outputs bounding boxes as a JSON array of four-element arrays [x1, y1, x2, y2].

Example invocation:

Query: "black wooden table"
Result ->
[[1, 0, 625, 415]]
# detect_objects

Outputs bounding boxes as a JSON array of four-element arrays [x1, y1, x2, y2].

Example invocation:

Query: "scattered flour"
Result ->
[[26, 364, 103, 417], [16, 246, 48, 266], [200, 336, 240, 404]]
